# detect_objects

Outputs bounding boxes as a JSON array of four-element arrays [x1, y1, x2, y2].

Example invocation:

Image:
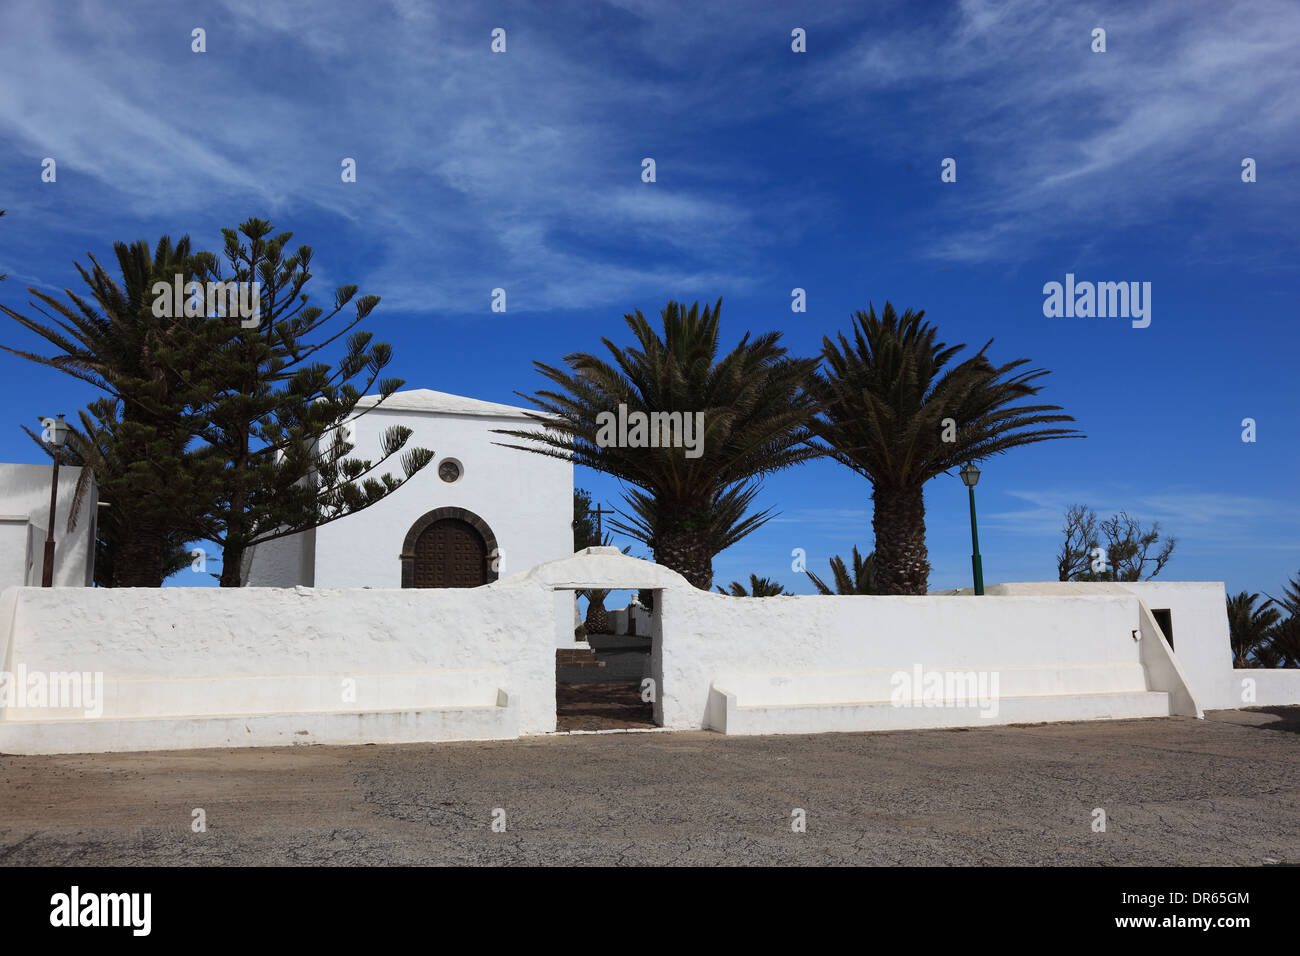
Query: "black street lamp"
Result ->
[[959, 462, 985, 596], [41, 414, 69, 587]]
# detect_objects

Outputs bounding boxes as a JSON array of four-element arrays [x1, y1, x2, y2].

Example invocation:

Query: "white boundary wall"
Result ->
[[1115, 581, 1280, 711], [960, 582, 1300, 711], [651, 587, 1199, 732], [1232, 668, 1300, 708], [1, 551, 1295, 754], [0, 583, 556, 754]]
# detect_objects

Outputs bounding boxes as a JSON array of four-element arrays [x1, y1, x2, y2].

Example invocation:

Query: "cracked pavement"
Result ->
[[1, 707, 1296, 866]]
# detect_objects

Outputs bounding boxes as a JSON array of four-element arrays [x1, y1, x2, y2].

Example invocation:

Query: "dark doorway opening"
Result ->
[[1151, 608, 1174, 648]]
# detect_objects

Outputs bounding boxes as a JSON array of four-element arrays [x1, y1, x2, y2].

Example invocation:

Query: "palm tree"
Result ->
[[804, 303, 1082, 594], [717, 574, 787, 596], [497, 300, 821, 589], [1262, 616, 1300, 667], [1266, 570, 1300, 618], [806, 546, 881, 595], [1, 235, 207, 399], [612, 481, 775, 582], [1263, 571, 1300, 667], [1226, 592, 1282, 667]]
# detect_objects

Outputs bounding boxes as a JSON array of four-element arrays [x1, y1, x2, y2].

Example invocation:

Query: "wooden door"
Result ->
[[412, 518, 487, 588]]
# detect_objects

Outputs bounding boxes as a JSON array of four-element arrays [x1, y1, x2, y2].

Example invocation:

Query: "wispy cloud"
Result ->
[[5, 0, 1292, 305], [0, 0, 783, 312], [805, 0, 1300, 264], [769, 507, 872, 528], [986, 486, 1300, 552]]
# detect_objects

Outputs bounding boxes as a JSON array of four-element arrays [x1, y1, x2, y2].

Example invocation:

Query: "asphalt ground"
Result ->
[[1, 707, 1296, 866]]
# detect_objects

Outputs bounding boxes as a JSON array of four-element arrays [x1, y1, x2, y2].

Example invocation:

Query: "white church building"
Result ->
[[243, 389, 574, 592]]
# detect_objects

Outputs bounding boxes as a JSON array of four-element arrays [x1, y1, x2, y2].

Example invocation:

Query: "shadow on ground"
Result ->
[[1237, 706, 1300, 735]]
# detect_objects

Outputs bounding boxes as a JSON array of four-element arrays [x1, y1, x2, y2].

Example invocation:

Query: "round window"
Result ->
[[438, 458, 462, 483]]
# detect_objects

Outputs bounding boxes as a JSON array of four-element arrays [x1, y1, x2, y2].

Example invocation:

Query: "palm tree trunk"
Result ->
[[655, 526, 714, 590], [584, 596, 609, 635], [872, 483, 931, 595]]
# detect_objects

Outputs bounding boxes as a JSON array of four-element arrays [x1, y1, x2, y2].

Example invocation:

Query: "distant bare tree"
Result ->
[[1057, 505, 1175, 582], [1057, 504, 1099, 581]]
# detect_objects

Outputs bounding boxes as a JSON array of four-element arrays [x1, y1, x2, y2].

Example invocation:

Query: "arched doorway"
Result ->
[[400, 507, 499, 588]]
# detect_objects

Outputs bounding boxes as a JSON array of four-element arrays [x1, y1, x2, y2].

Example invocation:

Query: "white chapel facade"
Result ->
[[243, 389, 574, 590]]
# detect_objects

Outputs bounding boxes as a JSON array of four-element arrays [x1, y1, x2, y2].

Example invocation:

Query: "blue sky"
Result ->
[[0, 0, 1296, 596]]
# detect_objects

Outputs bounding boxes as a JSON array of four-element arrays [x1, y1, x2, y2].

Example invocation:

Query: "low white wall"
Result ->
[[0, 586, 17, 678], [0, 582, 556, 751], [1229, 669, 1300, 709], [654, 589, 1188, 731], [3, 547, 1291, 753], [963, 582, 1240, 711], [606, 604, 649, 637], [629, 605, 651, 636]]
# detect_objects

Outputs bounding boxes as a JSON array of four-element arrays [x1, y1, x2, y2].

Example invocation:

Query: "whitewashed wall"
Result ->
[[0, 519, 28, 587], [554, 590, 577, 648], [1, 550, 1293, 754], [0, 463, 96, 589], [243, 527, 315, 588], [1233, 668, 1300, 707], [651, 588, 1197, 731], [609, 603, 650, 637], [1116, 582, 1237, 709], [964, 582, 1241, 711], [0, 582, 556, 753]]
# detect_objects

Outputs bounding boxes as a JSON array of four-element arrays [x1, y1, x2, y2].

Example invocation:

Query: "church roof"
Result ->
[[356, 388, 535, 419]]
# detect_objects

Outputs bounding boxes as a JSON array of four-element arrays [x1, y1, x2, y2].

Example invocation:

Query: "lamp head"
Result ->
[[959, 461, 981, 488], [45, 414, 69, 449]]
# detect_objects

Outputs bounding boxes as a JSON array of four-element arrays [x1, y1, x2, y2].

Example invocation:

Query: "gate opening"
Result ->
[[557, 588, 662, 732]]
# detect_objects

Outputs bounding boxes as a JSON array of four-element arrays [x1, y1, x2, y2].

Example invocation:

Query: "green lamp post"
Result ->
[[959, 462, 985, 596]]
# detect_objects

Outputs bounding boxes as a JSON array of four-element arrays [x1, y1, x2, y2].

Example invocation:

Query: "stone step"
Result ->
[[556, 649, 605, 667], [709, 689, 1172, 735]]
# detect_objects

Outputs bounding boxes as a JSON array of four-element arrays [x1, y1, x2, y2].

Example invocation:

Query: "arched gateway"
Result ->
[[400, 507, 499, 588]]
